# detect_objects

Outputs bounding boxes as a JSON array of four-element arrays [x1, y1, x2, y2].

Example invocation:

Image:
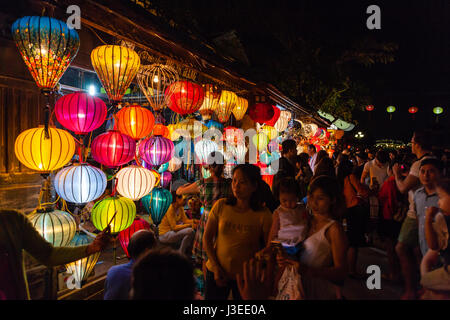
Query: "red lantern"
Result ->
[[248, 103, 275, 124], [116, 104, 155, 140], [408, 106, 418, 114], [55, 92, 107, 135], [164, 80, 205, 115], [91, 130, 136, 167], [265, 105, 281, 127], [152, 124, 170, 138], [262, 174, 274, 189], [365, 105, 375, 111], [118, 217, 151, 258]]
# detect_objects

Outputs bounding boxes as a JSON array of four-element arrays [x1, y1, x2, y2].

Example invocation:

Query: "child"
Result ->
[[420, 178, 450, 299]]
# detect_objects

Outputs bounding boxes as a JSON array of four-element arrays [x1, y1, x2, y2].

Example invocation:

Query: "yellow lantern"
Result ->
[[252, 132, 269, 151], [15, 126, 75, 172], [170, 119, 207, 140], [199, 84, 220, 120], [91, 45, 140, 102], [232, 96, 248, 121], [274, 110, 291, 132], [258, 125, 278, 140], [216, 90, 237, 123], [91, 196, 136, 234], [116, 165, 158, 201]]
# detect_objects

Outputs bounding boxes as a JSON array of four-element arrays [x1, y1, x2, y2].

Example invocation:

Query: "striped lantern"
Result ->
[[216, 90, 237, 123], [265, 105, 281, 127], [118, 217, 151, 258], [91, 196, 136, 234], [195, 140, 218, 165], [274, 110, 291, 132], [116, 165, 157, 201], [141, 188, 172, 226], [205, 120, 224, 132], [28, 209, 76, 247], [252, 132, 269, 152], [152, 123, 170, 138], [65, 231, 100, 287], [167, 157, 182, 172], [139, 135, 174, 166], [248, 103, 275, 124], [224, 126, 244, 146], [232, 96, 249, 121], [228, 144, 247, 163], [160, 171, 172, 188], [54, 163, 107, 204], [170, 119, 207, 141], [55, 92, 107, 135], [15, 126, 75, 172], [158, 162, 169, 173], [164, 80, 205, 115], [259, 125, 278, 140], [91, 130, 136, 167], [91, 45, 140, 102], [198, 84, 220, 120], [116, 104, 155, 140]]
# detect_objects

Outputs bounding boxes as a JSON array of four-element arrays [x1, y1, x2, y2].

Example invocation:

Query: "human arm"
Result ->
[[425, 207, 440, 251], [266, 210, 280, 247], [360, 162, 369, 185], [237, 258, 274, 300], [166, 206, 191, 231], [350, 174, 369, 198], [176, 181, 200, 195], [393, 164, 420, 194]]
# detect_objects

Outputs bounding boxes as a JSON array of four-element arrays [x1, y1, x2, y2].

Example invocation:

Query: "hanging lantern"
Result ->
[[408, 106, 419, 114], [171, 119, 207, 140], [205, 120, 224, 132], [195, 140, 219, 165], [116, 165, 157, 201], [136, 64, 179, 111], [248, 103, 274, 124], [28, 209, 76, 247], [199, 84, 220, 120], [158, 162, 169, 173], [168, 156, 182, 172], [139, 135, 174, 167], [11, 16, 80, 91], [386, 106, 396, 113], [55, 92, 107, 135], [224, 126, 244, 146], [15, 126, 75, 172], [141, 188, 173, 226], [164, 80, 205, 115], [265, 106, 281, 127], [152, 123, 170, 138], [252, 132, 269, 152], [232, 96, 249, 121], [365, 105, 375, 111], [54, 163, 107, 204], [216, 90, 238, 123], [259, 125, 278, 140], [116, 104, 155, 140], [91, 196, 136, 234], [274, 110, 291, 132], [118, 218, 151, 258], [260, 151, 272, 165], [262, 174, 274, 189], [91, 45, 140, 102], [65, 231, 100, 287], [91, 130, 136, 167], [433, 106, 443, 115], [160, 171, 172, 188], [228, 144, 247, 163]]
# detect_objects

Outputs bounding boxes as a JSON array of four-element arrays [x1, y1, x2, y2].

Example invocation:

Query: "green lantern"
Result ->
[[433, 107, 443, 115], [386, 106, 396, 113], [91, 196, 136, 234]]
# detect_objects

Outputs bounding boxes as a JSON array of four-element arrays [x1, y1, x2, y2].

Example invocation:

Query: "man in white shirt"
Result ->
[[307, 144, 318, 174], [360, 150, 390, 189]]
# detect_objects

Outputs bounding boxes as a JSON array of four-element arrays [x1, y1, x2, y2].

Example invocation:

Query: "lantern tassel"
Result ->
[[44, 95, 51, 139]]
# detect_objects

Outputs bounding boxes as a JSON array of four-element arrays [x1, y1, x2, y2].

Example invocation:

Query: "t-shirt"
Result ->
[[409, 155, 435, 178], [205, 199, 272, 278], [362, 159, 388, 188], [414, 187, 439, 256], [275, 205, 308, 246], [159, 206, 190, 236]]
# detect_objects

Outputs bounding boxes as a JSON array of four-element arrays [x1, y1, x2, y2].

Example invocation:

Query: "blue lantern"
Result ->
[[260, 151, 272, 165], [158, 162, 169, 173], [205, 120, 224, 132], [54, 163, 107, 204], [141, 188, 172, 225]]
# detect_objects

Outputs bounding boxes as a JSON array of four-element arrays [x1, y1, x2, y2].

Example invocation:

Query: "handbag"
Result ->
[[275, 264, 305, 300]]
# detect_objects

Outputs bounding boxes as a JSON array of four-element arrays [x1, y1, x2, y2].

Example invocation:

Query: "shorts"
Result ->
[[420, 266, 450, 291], [378, 219, 402, 241], [397, 216, 419, 247]]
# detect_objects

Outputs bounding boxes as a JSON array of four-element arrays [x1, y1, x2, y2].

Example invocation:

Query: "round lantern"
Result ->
[[139, 135, 174, 167], [160, 171, 172, 188], [168, 156, 182, 172], [91, 45, 140, 102], [365, 105, 375, 111], [228, 144, 247, 163], [54, 163, 107, 204], [386, 106, 396, 113], [164, 80, 205, 115], [15, 126, 75, 172], [116, 165, 157, 201], [65, 231, 100, 287], [91, 130, 136, 167], [265, 106, 281, 127], [195, 140, 219, 165], [136, 64, 179, 111], [28, 209, 76, 247], [205, 120, 224, 132], [232, 96, 249, 121], [152, 124, 170, 138], [224, 127, 244, 146], [274, 110, 291, 132], [216, 90, 238, 123], [118, 217, 151, 258], [252, 132, 269, 152], [141, 188, 173, 226], [116, 104, 155, 140], [408, 106, 419, 114], [433, 107, 443, 115], [158, 162, 169, 173], [260, 151, 272, 165], [259, 125, 278, 140], [11, 16, 80, 91], [170, 119, 207, 140], [55, 92, 107, 135], [249, 103, 275, 124], [91, 196, 136, 234], [199, 84, 220, 120]]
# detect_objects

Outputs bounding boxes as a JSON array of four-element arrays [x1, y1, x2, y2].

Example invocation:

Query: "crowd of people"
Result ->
[[1, 130, 449, 300]]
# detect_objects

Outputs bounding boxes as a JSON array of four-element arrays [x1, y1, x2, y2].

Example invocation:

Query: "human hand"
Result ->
[[86, 228, 112, 255], [393, 163, 401, 177], [213, 265, 228, 287], [237, 258, 274, 300]]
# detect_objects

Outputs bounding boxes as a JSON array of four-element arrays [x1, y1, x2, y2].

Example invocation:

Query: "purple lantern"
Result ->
[[139, 136, 174, 167], [160, 171, 172, 188]]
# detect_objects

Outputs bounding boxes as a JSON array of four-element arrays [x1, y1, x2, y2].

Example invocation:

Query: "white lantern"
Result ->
[[274, 110, 291, 132], [228, 144, 247, 163], [28, 209, 76, 247], [168, 156, 182, 172], [116, 165, 157, 201], [195, 140, 218, 164]]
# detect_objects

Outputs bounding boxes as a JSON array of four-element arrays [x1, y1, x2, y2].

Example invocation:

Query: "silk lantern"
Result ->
[[259, 125, 278, 140], [433, 107, 443, 115], [408, 106, 418, 114], [152, 123, 170, 138], [116, 104, 155, 140], [195, 140, 219, 164], [252, 132, 269, 152], [116, 165, 157, 201], [365, 105, 374, 111], [232, 96, 249, 121], [91, 130, 136, 167], [118, 217, 151, 257], [28, 209, 76, 247], [54, 163, 107, 204], [160, 171, 172, 188], [171, 119, 207, 140], [249, 103, 274, 124], [55, 92, 107, 135], [15, 127, 75, 172], [158, 162, 169, 173], [139, 135, 174, 167], [205, 120, 224, 132], [141, 188, 172, 226], [228, 144, 247, 163], [199, 84, 220, 120], [11, 16, 80, 91], [260, 151, 272, 165], [274, 110, 291, 132], [91, 45, 140, 102], [265, 105, 281, 127], [164, 80, 205, 115], [91, 196, 136, 234], [216, 90, 237, 123], [136, 64, 179, 111], [224, 126, 244, 146], [65, 231, 100, 287]]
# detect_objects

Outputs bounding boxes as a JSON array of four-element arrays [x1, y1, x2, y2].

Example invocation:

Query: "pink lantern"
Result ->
[[91, 130, 136, 167], [55, 92, 107, 135], [223, 126, 244, 145], [160, 171, 172, 188], [139, 135, 174, 167], [265, 105, 281, 127]]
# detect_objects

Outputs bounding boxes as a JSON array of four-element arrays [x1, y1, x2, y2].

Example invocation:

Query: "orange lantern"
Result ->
[[153, 124, 170, 138], [232, 96, 248, 121], [116, 104, 155, 140]]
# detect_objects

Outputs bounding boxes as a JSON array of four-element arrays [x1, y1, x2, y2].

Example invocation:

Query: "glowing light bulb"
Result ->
[[153, 75, 159, 83], [88, 85, 96, 96]]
